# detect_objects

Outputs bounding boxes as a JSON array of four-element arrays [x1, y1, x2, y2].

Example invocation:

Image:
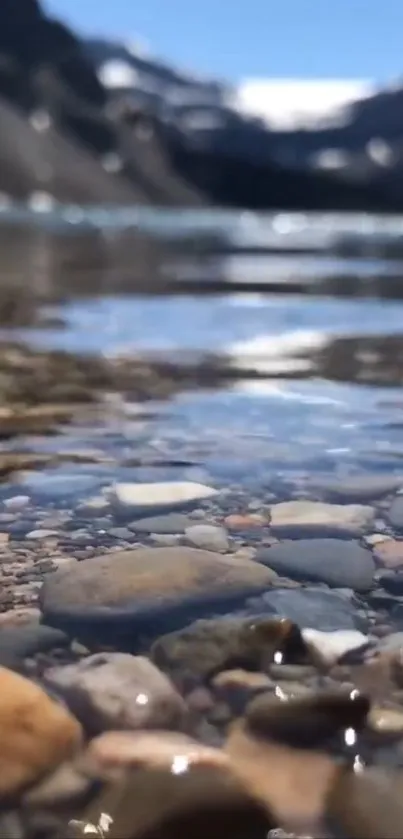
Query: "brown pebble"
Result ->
[[224, 514, 266, 531], [373, 539, 403, 568]]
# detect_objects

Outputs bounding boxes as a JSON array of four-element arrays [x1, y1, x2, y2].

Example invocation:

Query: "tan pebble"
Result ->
[[0, 532, 9, 546], [0, 666, 82, 798], [225, 514, 267, 531], [213, 669, 273, 692], [368, 706, 403, 733], [0, 607, 41, 628], [365, 533, 393, 547], [373, 539, 403, 568]]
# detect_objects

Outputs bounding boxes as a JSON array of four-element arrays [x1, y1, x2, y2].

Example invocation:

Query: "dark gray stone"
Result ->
[[0, 623, 70, 670], [311, 475, 403, 502], [379, 572, 403, 596], [255, 539, 375, 592], [388, 497, 403, 531], [242, 587, 367, 631]]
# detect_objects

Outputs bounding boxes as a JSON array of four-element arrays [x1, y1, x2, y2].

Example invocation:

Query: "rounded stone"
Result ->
[[40, 547, 276, 640], [255, 539, 375, 592]]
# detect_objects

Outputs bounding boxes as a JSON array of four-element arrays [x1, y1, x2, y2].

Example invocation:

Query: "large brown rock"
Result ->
[[44, 653, 187, 735], [40, 547, 276, 642], [0, 666, 82, 799], [78, 731, 271, 839]]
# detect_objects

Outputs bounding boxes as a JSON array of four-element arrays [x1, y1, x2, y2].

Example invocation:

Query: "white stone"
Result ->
[[26, 529, 59, 540], [269, 500, 374, 536], [185, 524, 229, 553], [4, 496, 30, 512], [302, 628, 369, 666], [109, 482, 218, 515]]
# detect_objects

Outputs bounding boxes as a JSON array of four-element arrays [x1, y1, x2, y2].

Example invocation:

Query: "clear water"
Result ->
[[3, 208, 403, 498]]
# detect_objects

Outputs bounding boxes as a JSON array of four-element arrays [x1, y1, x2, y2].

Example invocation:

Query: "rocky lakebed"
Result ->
[[3, 266, 403, 837]]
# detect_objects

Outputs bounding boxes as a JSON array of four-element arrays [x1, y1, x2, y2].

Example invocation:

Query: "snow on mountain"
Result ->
[[232, 79, 376, 130]]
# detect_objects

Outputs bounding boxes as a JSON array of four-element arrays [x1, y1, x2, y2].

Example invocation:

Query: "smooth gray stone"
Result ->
[[255, 539, 375, 592], [242, 587, 367, 631]]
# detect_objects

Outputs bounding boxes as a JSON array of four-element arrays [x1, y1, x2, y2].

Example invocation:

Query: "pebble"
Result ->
[[225, 514, 266, 531], [255, 539, 375, 592], [378, 571, 403, 595], [3, 495, 30, 511], [301, 629, 369, 666], [44, 652, 187, 735], [0, 665, 82, 798], [243, 587, 367, 631], [39, 547, 276, 641], [26, 529, 60, 540], [0, 623, 70, 669], [365, 533, 393, 547], [368, 706, 403, 734], [76, 496, 111, 516], [184, 524, 229, 553], [269, 500, 375, 537], [109, 481, 218, 516], [151, 616, 304, 690], [373, 539, 403, 568], [19, 472, 103, 500], [388, 497, 403, 532], [129, 514, 197, 534], [310, 475, 403, 502]]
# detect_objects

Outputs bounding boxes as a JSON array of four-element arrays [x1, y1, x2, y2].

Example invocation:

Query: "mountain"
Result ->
[[0, 0, 400, 210]]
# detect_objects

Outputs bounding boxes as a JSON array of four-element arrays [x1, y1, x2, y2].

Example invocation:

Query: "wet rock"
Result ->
[[0, 606, 41, 627], [226, 720, 339, 832], [388, 497, 403, 532], [129, 513, 196, 534], [44, 653, 187, 735], [301, 629, 370, 667], [0, 665, 82, 799], [245, 690, 370, 747], [77, 731, 271, 839], [269, 500, 375, 537], [367, 706, 403, 734], [4, 495, 30, 511], [325, 766, 403, 839], [311, 474, 403, 502], [21, 472, 103, 500], [0, 623, 70, 670], [39, 547, 276, 642], [378, 570, 403, 594], [243, 587, 367, 631], [373, 538, 403, 568], [225, 514, 267, 531], [255, 539, 375, 591], [151, 617, 307, 690], [109, 481, 218, 516], [26, 528, 59, 539], [184, 524, 229, 553], [212, 670, 273, 712]]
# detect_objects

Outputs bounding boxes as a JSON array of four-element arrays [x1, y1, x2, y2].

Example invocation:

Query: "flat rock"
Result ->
[[301, 629, 369, 666], [269, 500, 375, 537], [184, 524, 229, 552], [109, 482, 218, 516], [44, 653, 187, 735], [255, 539, 375, 591], [151, 616, 306, 690], [39, 547, 276, 641], [310, 475, 403, 502], [243, 587, 367, 631], [388, 498, 403, 532], [0, 623, 70, 670], [129, 514, 196, 534], [0, 665, 82, 798]]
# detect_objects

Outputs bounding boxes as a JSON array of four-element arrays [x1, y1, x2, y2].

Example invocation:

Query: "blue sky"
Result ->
[[46, 0, 403, 83]]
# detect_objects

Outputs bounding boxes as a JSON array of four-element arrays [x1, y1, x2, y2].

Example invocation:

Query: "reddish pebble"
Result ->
[[225, 514, 266, 531], [374, 540, 403, 568]]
